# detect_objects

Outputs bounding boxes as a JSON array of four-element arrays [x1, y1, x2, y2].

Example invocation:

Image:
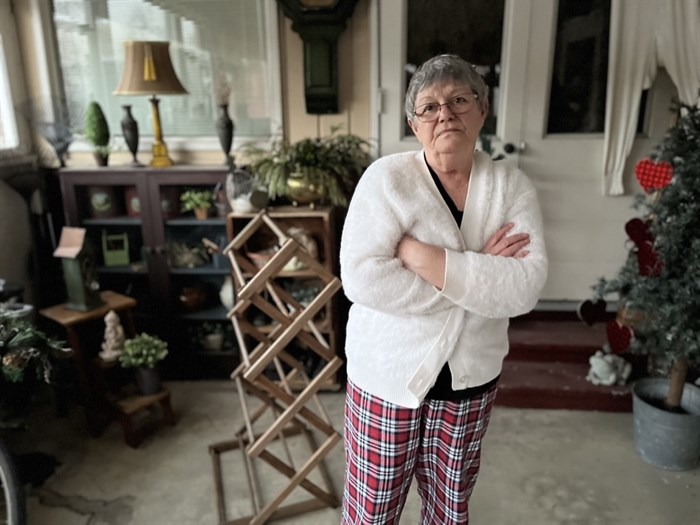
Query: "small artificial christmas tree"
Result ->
[[593, 97, 700, 411]]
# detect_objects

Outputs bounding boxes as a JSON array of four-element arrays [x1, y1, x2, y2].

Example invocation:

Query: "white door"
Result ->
[[377, 0, 675, 302]]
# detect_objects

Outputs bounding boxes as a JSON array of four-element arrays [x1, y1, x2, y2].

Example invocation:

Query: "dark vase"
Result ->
[[121, 105, 142, 167], [135, 367, 162, 396], [216, 104, 235, 163]]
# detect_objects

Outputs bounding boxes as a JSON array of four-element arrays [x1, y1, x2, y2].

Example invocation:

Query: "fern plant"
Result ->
[[242, 127, 372, 207]]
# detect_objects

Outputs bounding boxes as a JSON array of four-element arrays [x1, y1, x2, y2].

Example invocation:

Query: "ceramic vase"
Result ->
[[216, 104, 234, 163], [226, 166, 262, 213], [124, 186, 141, 217], [87, 186, 119, 218], [121, 105, 142, 166], [135, 367, 161, 396]]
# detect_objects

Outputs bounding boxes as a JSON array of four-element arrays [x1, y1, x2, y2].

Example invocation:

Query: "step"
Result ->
[[507, 320, 607, 363], [500, 317, 633, 412], [496, 360, 632, 412]]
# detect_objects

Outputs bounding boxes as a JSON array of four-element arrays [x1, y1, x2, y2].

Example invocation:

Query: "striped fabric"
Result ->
[[342, 379, 497, 524]]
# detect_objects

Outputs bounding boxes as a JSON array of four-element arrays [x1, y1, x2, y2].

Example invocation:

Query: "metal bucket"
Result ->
[[632, 378, 700, 471]]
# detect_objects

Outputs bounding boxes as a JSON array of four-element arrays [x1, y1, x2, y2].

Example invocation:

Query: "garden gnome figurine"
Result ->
[[99, 310, 125, 361]]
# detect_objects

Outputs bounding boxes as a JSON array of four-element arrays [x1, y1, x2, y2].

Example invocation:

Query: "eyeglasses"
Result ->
[[413, 93, 479, 122]]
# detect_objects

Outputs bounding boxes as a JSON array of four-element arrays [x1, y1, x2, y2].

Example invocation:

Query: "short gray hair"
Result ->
[[404, 54, 489, 121]]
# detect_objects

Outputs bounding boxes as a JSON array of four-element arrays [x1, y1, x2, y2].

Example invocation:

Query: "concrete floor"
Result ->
[[13, 380, 700, 525]]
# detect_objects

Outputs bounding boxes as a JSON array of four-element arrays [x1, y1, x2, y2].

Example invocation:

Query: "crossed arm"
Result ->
[[396, 223, 531, 290]]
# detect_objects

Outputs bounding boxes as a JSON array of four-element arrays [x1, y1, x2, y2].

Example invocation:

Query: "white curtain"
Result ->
[[602, 0, 700, 196]]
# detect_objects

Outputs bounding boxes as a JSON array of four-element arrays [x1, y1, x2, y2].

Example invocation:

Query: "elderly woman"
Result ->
[[339, 54, 548, 524]]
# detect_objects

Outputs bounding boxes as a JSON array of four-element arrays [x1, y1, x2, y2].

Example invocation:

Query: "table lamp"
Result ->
[[114, 41, 188, 168]]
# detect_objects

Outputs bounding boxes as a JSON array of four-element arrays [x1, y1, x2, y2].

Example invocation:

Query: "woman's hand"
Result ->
[[397, 236, 446, 289], [482, 223, 530, 258]]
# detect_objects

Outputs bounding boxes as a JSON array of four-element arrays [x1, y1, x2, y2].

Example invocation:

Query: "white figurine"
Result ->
[[284, 227, 318, 271], [99, 309, 125, 361], [586, 349, 632, 386]]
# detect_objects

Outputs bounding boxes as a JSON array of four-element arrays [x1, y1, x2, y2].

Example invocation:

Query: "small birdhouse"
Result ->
[[53, 227, 103, 311]]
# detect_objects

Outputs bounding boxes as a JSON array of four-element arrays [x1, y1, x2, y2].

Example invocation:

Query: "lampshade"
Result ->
[[114, 41, 187, 168], [114, 41, 188, 96]]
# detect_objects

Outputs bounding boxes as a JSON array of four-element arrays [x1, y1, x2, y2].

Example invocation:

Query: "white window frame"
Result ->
[[33, 0, 284, 157], [0, 0, 34, 169]]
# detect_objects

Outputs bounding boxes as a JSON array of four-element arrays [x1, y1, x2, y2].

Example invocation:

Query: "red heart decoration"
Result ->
[[606, 321, 633, 354], [577, 299, 607, 326], [625, 218, 653, 247], [635, 158, 673, 193], [636, 241, 663, 277]]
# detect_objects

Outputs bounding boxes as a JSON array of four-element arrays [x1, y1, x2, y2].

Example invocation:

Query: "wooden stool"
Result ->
[[116, 389, 176, 448], [39, 290, 137, 436]]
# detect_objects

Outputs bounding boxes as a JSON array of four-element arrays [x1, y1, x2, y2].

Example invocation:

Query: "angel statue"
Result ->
[[99, 310, 125, 361]]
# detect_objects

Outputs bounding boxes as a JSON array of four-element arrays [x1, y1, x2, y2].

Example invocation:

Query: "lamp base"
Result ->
[[150, 142, 173, 168]]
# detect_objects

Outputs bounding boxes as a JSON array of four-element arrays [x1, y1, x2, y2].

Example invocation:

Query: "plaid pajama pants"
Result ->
[[341, 379, 498, 525]]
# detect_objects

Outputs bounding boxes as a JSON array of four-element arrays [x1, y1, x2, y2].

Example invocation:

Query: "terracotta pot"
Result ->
[[194, 207, 209, 220]]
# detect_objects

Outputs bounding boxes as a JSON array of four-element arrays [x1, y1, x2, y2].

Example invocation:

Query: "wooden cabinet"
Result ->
[[57, 166, 237, 378], [226, 206, 342, 390]]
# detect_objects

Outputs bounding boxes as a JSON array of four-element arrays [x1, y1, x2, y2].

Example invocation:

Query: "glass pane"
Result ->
[[0, 35, 19, 150], [405, 0, 504, 138], [547, 0, 610, 134], [53, 0, 276, 139]]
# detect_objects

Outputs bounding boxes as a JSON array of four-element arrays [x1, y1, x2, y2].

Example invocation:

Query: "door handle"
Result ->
[[503, 142, 526, 154]]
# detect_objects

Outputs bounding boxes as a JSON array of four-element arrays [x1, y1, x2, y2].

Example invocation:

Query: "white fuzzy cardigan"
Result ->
[[339, 150, 548, 408]]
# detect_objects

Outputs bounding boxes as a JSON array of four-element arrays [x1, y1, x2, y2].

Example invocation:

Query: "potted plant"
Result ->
[[1, 313, 69, 427], [84, 101, 111, 166], [180, 189, 214, 220], [119, 333, 169, 395], [242, 126, 371, 207], [591, 98, 700, 470]]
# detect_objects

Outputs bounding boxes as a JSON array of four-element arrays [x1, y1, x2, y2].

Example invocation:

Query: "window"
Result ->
[[405, 0, 504, 138], [0, 0, 24, 159], [547, 0, 611, 133], [52, 0, 282, 146], [0, 34, 19, 151]]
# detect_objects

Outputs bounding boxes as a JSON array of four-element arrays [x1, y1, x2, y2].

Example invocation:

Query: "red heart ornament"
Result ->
[[606, 320, 633, 354], [636, 241, 663, 277], [635, 158, 673, 193], [577, 299, 607, 326], [625, 218, 653, 247]]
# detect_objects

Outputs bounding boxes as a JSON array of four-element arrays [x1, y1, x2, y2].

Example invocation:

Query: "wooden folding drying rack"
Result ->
[[209, 210, 343, 525]]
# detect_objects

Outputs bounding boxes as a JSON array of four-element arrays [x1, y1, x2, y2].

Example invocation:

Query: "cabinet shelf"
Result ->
[[170, 264, 231, 276], [166, 217, 226, 227], [97, 263, 148, 275], [83, 216, 142, 226], [180, 305, 229, 321], [241, 269, 328, 279], [253, 317, 331, 334]]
